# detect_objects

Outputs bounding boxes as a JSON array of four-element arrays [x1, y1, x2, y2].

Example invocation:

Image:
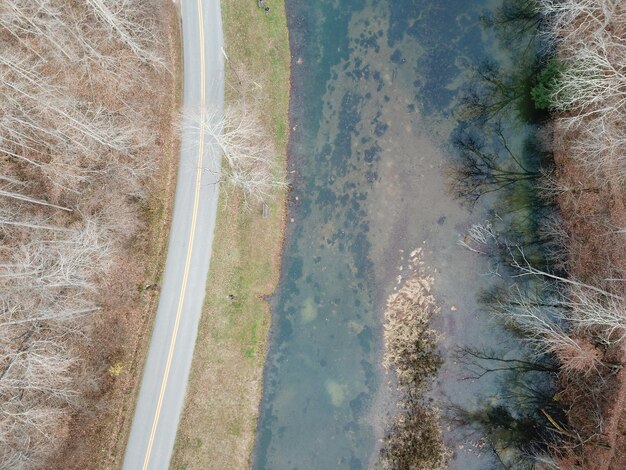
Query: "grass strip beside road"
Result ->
[[170, 1, 290, 469]]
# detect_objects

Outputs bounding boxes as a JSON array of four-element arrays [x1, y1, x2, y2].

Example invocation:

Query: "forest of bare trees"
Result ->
[[0, 1, 170, 467], [534, 1, 626, 465], [458, 1, 626, 466], [538, 0, 626, 183]]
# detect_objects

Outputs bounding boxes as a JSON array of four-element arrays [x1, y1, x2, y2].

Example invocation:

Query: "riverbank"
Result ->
[[552, 138, 626, 469], [534, 3, 626, 466], [170, 1, 290, 468]]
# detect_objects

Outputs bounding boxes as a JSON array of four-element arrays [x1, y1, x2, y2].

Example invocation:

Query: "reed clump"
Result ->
[[380, 249, 449, 470]]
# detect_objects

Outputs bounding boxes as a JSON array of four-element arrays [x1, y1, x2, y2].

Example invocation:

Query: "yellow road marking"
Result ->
[[141, 0, 206, 468]]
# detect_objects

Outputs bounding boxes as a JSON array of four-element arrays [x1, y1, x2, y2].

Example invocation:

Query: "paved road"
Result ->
[[122, 1, 223, 469]]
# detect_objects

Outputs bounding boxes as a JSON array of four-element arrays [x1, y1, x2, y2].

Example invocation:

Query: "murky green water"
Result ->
[[254, 1, 546, 468]]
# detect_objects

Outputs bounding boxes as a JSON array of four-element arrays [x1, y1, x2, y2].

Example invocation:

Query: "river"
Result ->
[[253, 0, 546, 468]]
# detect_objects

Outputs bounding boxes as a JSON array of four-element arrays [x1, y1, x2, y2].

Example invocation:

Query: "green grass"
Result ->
[[170, 1, 290, 469]]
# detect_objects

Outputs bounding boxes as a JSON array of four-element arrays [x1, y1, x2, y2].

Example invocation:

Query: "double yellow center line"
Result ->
[[141, 1, 206, 468]]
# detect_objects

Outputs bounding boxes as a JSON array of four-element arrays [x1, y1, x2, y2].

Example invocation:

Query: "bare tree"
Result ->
[[460, 225, 626, 374], [85, 0, 166, 67], [537, 0, 626, 185], [1, 0, 164, 73], [537, 0, 622, 45], [0, 223, 112, 467], [536, 213, 570, 271], [560, 113, 626, 184], [563, 285, 626, 346], [497, 286, 606, 376], [184, 103, 286, 206], [549, 36, 626, 117]]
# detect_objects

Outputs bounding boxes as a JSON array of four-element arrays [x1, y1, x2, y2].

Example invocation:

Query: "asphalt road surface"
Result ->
[[122, 1, 223, 468]]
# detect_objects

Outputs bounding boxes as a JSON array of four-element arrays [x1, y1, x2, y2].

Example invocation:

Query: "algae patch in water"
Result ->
[[301, 297, 318, 324], [325, 380, 349, 407]]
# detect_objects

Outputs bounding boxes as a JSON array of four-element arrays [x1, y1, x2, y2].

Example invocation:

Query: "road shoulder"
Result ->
[[170, 1, 290, 468]]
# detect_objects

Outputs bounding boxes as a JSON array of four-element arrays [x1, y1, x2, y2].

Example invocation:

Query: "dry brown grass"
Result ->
[[170, 1, 290, 469]]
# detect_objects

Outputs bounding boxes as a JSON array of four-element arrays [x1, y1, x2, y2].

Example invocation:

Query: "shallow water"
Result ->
[[254, 1, 543, 468]]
